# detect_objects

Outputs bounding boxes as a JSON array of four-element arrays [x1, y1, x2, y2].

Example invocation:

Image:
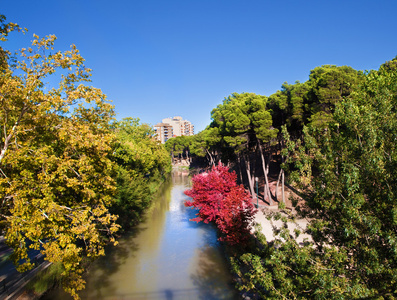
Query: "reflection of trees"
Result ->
[[81, 178, 174, 299], [141, 178, 172, 253], [44, 172, 238, 299], [182, 171, 238, 299], [191, 243, 239, 300], [172, 171, 191, 186], [184, 208, 238, 299], [80, 228, 141, 299]]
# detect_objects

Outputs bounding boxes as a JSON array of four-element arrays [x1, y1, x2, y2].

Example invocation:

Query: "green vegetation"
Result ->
[[0, 16, 170, 299], [111, 118, 171, 229], [227, 60, 397, 298], [164, 135, 194, 164], [166, 56, 396, 297], [2, 11, 397, 299]]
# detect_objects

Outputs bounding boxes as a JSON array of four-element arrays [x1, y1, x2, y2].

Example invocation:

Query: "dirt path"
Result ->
[[250, 179, 311, 243]]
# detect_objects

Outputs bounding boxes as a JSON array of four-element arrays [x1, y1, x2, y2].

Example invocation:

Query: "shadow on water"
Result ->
[[191, 244, 239, 300], [81, 227, 143, 299], [79, 179, 174, 299]]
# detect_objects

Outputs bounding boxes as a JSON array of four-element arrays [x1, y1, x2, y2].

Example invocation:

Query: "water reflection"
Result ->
[[192, 245, 237, 300], [42, 172, 237, 299]]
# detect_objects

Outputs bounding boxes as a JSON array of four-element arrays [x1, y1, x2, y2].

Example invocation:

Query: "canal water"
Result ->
[[44, 172, 238, 300]]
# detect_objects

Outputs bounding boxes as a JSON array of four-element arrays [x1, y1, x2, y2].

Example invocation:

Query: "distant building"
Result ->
[[154, 116, 194, 143], [153, 122, 174, 144]]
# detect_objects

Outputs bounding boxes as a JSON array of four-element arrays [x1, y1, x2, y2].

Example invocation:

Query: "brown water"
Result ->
[[43, 172, 238, 299]]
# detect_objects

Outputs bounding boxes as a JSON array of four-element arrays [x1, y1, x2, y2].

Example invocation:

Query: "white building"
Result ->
[[154, 116, 194, 143]]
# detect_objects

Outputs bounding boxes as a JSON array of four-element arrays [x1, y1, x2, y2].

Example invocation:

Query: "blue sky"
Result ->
[[2, 0, 397, 132]]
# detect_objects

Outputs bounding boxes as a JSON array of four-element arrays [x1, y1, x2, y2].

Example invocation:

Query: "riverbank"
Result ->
[[0, 236, 52, 300]]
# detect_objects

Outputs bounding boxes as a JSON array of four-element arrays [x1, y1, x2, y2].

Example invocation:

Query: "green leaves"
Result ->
[[281, 57, 397, 297], [111, 118, 171, 229], [229, 58, 397, 299]]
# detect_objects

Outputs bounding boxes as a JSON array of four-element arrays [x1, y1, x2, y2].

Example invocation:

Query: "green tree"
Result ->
[[112, 118, 171, 228], [0, 25, 118, 298], [164, 135, 191, 163], [210, 93, 255, 194], [268, 80, 309, 133], [249, 94, 278, 204], [304, 65, 363, 127], [268, 66, 362, 133], [233, 57, 397, 298], [210, 93, 277, 202]]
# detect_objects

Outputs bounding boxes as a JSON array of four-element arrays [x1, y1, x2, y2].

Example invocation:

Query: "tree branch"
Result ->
[[0, 104, 27, 164]]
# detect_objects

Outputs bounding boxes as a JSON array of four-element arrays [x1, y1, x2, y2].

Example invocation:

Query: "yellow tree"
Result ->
[[0, 18, 118, 298]]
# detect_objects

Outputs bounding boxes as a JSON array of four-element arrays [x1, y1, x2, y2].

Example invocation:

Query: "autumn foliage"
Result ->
[[185, 163, 256, 245]]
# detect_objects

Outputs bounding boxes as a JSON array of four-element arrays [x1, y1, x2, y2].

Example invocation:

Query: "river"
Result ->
[[43, 172, 238, 300]]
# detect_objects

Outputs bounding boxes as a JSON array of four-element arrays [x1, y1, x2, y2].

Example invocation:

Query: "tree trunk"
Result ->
[[258, 142, 272, 205], [282, 169, 285, 204], [281, 155, 285, 204], [242, 155, 255, 199], [275, 135, 285, 203], [275, 168, 282, 201], [206, 149, 215, 166], [237, 155, 243, 184]]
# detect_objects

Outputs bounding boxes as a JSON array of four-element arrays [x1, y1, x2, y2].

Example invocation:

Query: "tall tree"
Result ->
[[249, 94, 278, 204], [233, 57, 397, 299], [210, 93, 277, 202], [210, 93, 255, 195], [0, 27, 118, 298], [111, 118, 171, 228]]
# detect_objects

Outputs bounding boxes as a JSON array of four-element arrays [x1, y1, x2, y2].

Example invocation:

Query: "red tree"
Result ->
[[185, 163, 256, 245], [216, 185, 256, 245]]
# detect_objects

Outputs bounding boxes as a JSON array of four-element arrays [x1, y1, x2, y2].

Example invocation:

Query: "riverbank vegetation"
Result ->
[[185, 164, 256, 246], [111, 118, 172, 230], [175, 58, 397, 297], [0, 16, 170, 299], [2, 11, 397, 299]]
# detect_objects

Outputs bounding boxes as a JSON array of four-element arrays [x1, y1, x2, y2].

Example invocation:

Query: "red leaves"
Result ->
[[185, 163, 256, 245]]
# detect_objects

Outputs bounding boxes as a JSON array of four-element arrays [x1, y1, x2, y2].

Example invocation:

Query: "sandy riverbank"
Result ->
[[253, 207, 312, 244]]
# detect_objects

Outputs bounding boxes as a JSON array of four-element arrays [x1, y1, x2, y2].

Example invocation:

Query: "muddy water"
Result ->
[[44, 172, 238, 299]]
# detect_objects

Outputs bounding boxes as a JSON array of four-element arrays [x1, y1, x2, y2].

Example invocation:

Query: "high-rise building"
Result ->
[[154, 116, 194, 143], [153, 122, 173, 144]]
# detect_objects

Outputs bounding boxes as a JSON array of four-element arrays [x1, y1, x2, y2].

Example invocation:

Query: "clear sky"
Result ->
[[2, 0, 397, 132]]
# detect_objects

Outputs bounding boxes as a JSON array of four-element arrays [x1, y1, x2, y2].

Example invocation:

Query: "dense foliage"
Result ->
[[0, 28, 118, 298], [185, 164, 256, 245], [171, 52, 396, 297], [230, 60, 397, 298], [111, 118, 171, 229], [0, 16, 170, 299], [3, 11, 397, 299]]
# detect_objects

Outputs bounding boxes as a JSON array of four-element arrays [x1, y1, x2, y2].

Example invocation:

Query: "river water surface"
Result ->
[[44, 172, 238, 300]]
